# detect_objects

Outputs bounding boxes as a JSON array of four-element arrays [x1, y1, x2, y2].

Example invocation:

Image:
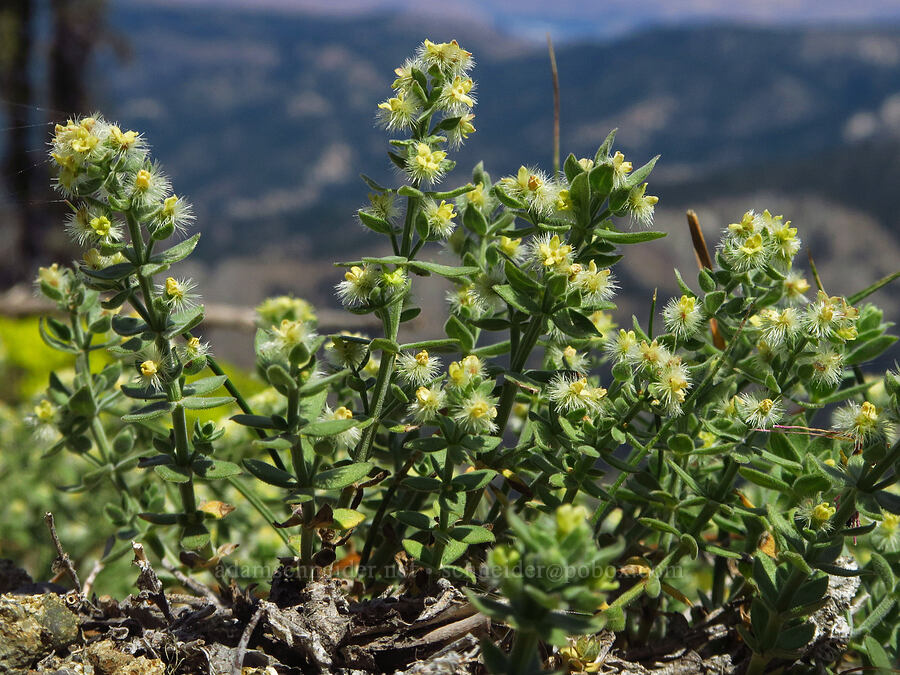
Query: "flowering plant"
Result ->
[[31, 39, 900, 673]]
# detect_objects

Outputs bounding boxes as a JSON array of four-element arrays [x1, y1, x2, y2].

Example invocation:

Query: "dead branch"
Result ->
[[44, 512, 81, 593]]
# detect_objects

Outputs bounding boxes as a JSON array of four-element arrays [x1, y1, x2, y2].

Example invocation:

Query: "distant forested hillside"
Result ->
[[89, 6, 900, 258]]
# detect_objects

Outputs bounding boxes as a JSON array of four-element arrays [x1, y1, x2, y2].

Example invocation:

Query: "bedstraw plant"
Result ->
[[30, 38, 900, 673]]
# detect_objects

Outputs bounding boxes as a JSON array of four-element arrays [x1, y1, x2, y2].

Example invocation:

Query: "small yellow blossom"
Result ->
[[109, 125, 138, 149]]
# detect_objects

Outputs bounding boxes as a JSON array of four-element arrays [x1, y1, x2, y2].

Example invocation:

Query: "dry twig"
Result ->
[[232, 602, 266, 675], [44, 512, 81, 593]]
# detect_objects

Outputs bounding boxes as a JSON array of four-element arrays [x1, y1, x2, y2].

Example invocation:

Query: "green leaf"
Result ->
[[402, 538, 425, 560], [193, 459, 242, 480], [775, 621, 815, 652], [552, 309, 599, 339], [493, 283, 540, 314], [461, 435, 503, 453], [448, 525, 495, 544], [68, 386, 96, 417], [444, 315, 475, 353], [739, 467, 792, 493], [408, 260, 479, 279], [399, 338, 461, 352], [111, 315, 148, 337], [360, 173, 388, 192], [463, 204, 488, 235], [181, 522, 211, 551], [183, 375, 227, 396], [569, 171, 591, 228], [395, 510, 433, 530], [301, 418, 358, 437], [164, 306, 205, 338], [665, 457, 704, 495], [845, 335, 898, 366], [265, 364, 297, 393], [80, 262, 135, 280], [138, 512, 179, 525], [242, 459, 297, 488], [403, 476, 442, 491], [331, 508, 366, 529], [667, 434, 694, 454], [673, 268, 696, 298], [180, 395, 234, 410], [406, 436, 449, 453], [123, 401, 175, 422], [370, 338, 400, 354], [398, 185, 424, 198], [563, 153, 583, 182], [451, 469, 497, 492], [231, 414, 281, 430], [492, 185, 527, 209], [312, 462, 372, 489], [624, 155, 659, 188], [594, 128, 618, 162], [593, 229, 666, 245], [357, 209, 394, 234], [863, 635, 894, 671], [638, 517, 680, 536], [440, 538, 468, 567], [868, 552, 895, 589], [588, 163, 614, 199], [154, 464, 191, 483], [504, 259, 540, 292], [150, 233, 201, 265]]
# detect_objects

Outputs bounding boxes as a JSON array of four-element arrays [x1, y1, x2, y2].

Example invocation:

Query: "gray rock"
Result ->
[[0, 593, 79, 673]]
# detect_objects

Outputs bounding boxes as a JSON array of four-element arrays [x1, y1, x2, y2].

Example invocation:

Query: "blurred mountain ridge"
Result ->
[[89, 6, 900, 260]]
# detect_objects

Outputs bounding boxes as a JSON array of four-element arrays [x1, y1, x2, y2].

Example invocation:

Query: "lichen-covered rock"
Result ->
[[84, 640, 165, 675], [0, 593, 79, 673]]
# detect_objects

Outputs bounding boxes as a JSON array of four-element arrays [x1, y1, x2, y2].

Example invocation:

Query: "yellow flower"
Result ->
[[535, 234, 573, 270], [34, 400, 55, 423], [134, 169, 152, 191], [555, 189, 572, 211], [466, 182, 485, 206], [739, 233, 764, 256], [446, 76, 475, 108], [89, 216, 111, 237], [812, 502, 836, 524], [333, 406, 353, 420], [408, 143, 447, 182], [611, 151, 632, 185], [499, 235, 522, 258], [109, 125, 138, 149]]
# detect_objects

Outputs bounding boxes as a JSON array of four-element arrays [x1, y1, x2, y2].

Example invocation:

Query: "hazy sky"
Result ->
[[136, 0, 900, 40]]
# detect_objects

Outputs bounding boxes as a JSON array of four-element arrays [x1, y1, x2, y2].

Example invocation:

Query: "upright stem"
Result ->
[[127, 206, 199, 521], [508, 630, 539, 674], [494, 315, 544, 436], [354, 301, 401, 462]]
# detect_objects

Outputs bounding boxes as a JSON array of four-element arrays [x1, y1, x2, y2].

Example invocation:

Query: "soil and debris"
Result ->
[[0, 554, 858, 674]]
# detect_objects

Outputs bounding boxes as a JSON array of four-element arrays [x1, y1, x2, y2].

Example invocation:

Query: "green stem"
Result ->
[[203, 353, 288, 472], [494, 315, 543, 436], [400, 189, 421, 257], [507, 630, 539, 674], [354, 302, 401, 462], [688, 458, 739, 537], [861, 438, 900, 490], [359, 453, 418, 566], [225, 475, 295, 552]]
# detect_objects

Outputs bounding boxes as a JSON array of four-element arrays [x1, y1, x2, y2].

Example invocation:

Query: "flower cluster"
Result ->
[[719, 209, 800, 273], [50, 114, 194, 253]]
